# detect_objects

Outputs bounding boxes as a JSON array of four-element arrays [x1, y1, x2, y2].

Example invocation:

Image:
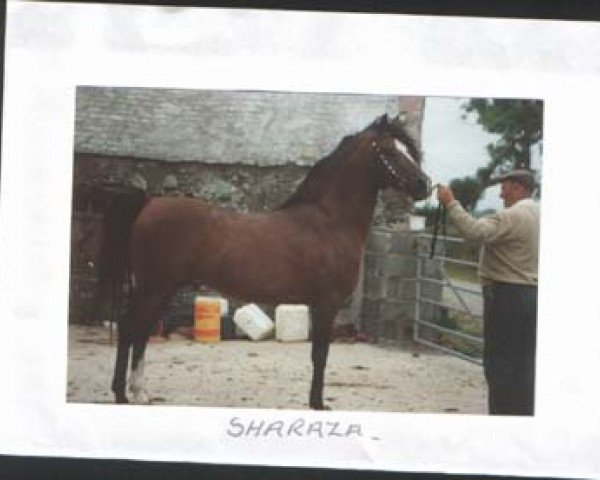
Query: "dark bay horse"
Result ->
[[103, 114, 431, 409]]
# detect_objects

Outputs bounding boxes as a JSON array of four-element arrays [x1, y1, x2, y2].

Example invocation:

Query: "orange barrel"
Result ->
[[194, 296, 221, 342]]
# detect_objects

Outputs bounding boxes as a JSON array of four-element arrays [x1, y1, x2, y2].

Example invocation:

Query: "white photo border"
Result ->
[[1, 3, 599, 478]]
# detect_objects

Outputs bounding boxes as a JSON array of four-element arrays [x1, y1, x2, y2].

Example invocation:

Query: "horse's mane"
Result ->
[[278, 134, 358, 209], [278, 115, 420, 210]]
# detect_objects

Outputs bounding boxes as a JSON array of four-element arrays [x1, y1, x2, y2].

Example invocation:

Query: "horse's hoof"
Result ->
[[132, 389, 150, 405]]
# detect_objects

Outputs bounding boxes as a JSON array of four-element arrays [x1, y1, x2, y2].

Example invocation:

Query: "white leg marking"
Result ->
[[130, 358, 150, 404]]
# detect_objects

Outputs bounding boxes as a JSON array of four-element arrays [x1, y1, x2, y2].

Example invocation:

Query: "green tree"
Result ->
[[449, 99, 543, 210], [449, 176, 482, 212], [462, 98, 543, 178]]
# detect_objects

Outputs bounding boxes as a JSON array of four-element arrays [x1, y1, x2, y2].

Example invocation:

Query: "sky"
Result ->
[[420, 97, 542, 212]]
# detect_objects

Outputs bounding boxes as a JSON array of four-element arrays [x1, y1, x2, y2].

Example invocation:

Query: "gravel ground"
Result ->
[[67, 325, 487, 414]]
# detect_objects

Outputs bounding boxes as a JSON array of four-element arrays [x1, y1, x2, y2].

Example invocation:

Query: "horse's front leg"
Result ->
[[112, 318, 132, 404], [130, 336, 150, 404], [309, 303, 337, 410]]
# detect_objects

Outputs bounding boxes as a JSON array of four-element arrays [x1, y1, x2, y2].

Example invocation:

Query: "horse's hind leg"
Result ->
[[128, 287, 171, 404], [309, 303, 336, 410]]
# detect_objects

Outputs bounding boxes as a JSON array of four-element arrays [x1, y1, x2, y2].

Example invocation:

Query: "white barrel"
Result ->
[[233, 304, 274, 341], [275, 304, 310, 342]]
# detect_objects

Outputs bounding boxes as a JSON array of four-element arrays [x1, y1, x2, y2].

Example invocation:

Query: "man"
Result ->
[[437, 169, 540, 416]]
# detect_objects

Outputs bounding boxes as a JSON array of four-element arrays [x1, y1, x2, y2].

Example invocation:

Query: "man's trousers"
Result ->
[[482, 282, 538, 416]]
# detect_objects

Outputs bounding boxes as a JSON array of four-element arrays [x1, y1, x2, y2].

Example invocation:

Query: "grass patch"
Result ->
[[438, 309, 483, 360], [444, 263, 479, 284], [440, 333, 483, 359], [452, 311, 483, 336]]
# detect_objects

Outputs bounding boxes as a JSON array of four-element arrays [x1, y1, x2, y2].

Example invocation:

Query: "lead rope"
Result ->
[[429, 187, 447, 259]]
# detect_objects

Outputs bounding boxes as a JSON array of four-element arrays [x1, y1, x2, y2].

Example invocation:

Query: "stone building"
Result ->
[[70, 87, 429, 340], [73, 87, 423, 217]]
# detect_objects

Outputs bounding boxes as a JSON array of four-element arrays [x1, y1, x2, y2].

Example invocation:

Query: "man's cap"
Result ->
[[489, 168, 536, 190]]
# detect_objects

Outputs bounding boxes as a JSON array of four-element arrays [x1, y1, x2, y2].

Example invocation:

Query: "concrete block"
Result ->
[[364, 275, 385, 298], [389, 234, 417, 254], [385, 277, 416, 301], [367, 230, 392, 253], [382, 254, 416, 276], [363, 252, 382, 277], [379, 301, 414, 341]]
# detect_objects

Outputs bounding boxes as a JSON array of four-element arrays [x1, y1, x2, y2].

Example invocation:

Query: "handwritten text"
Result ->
[[227, 416, 363, 439]]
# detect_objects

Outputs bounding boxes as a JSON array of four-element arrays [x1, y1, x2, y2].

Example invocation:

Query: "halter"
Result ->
[[430, 200, 447, 259], [371, 140, 414, 191], [371, 139, 444, 256]]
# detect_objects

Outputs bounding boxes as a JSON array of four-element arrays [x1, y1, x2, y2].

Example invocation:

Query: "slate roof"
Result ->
[[74, 87, 406, 166]]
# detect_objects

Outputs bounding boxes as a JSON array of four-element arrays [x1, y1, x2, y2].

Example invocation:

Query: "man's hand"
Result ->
[[437, 184, 456, 206]]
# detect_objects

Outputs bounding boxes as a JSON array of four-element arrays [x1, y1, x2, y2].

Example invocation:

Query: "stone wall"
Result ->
[[73, 153, 307, 213], [358, 228, 442, 344], [73, 151, 420, 225]]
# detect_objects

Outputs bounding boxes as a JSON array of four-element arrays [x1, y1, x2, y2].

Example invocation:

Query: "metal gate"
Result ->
[[414, 233, 483, 365]]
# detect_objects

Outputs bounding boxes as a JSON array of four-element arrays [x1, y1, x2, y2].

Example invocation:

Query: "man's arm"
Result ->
[[437, 185, 507, 244]]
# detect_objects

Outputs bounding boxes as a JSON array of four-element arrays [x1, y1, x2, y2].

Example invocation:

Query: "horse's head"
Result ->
[[366, 114, 431, 201]]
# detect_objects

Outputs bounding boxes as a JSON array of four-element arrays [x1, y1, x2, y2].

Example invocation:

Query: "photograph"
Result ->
[[67, 87, 542, 416], [5, 3, 600, 477]]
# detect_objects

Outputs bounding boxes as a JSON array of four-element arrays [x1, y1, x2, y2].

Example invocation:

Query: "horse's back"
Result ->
[[131, 196, 362, 303]]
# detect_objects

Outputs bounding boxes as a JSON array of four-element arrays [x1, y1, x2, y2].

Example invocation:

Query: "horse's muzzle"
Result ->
[[412, 174, 432, 201]]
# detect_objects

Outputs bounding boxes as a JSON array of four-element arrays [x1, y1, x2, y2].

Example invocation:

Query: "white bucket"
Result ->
[[275, 304, 310, 342], [409, 214, 426, 231], [233, 304, 274, 341]]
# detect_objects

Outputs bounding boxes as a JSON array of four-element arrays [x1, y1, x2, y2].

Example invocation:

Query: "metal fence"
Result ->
[[414, 233, 484, 365]]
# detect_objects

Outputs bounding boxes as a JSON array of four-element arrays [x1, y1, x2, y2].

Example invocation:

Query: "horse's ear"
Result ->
[[368, 114, 389, 132], [395, 113, 409, 125], [390, 114, 404, 129], [374, 113, 388, 129]]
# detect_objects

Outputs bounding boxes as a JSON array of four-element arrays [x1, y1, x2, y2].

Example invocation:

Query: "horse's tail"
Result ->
[[95, 184, 149, 322]]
